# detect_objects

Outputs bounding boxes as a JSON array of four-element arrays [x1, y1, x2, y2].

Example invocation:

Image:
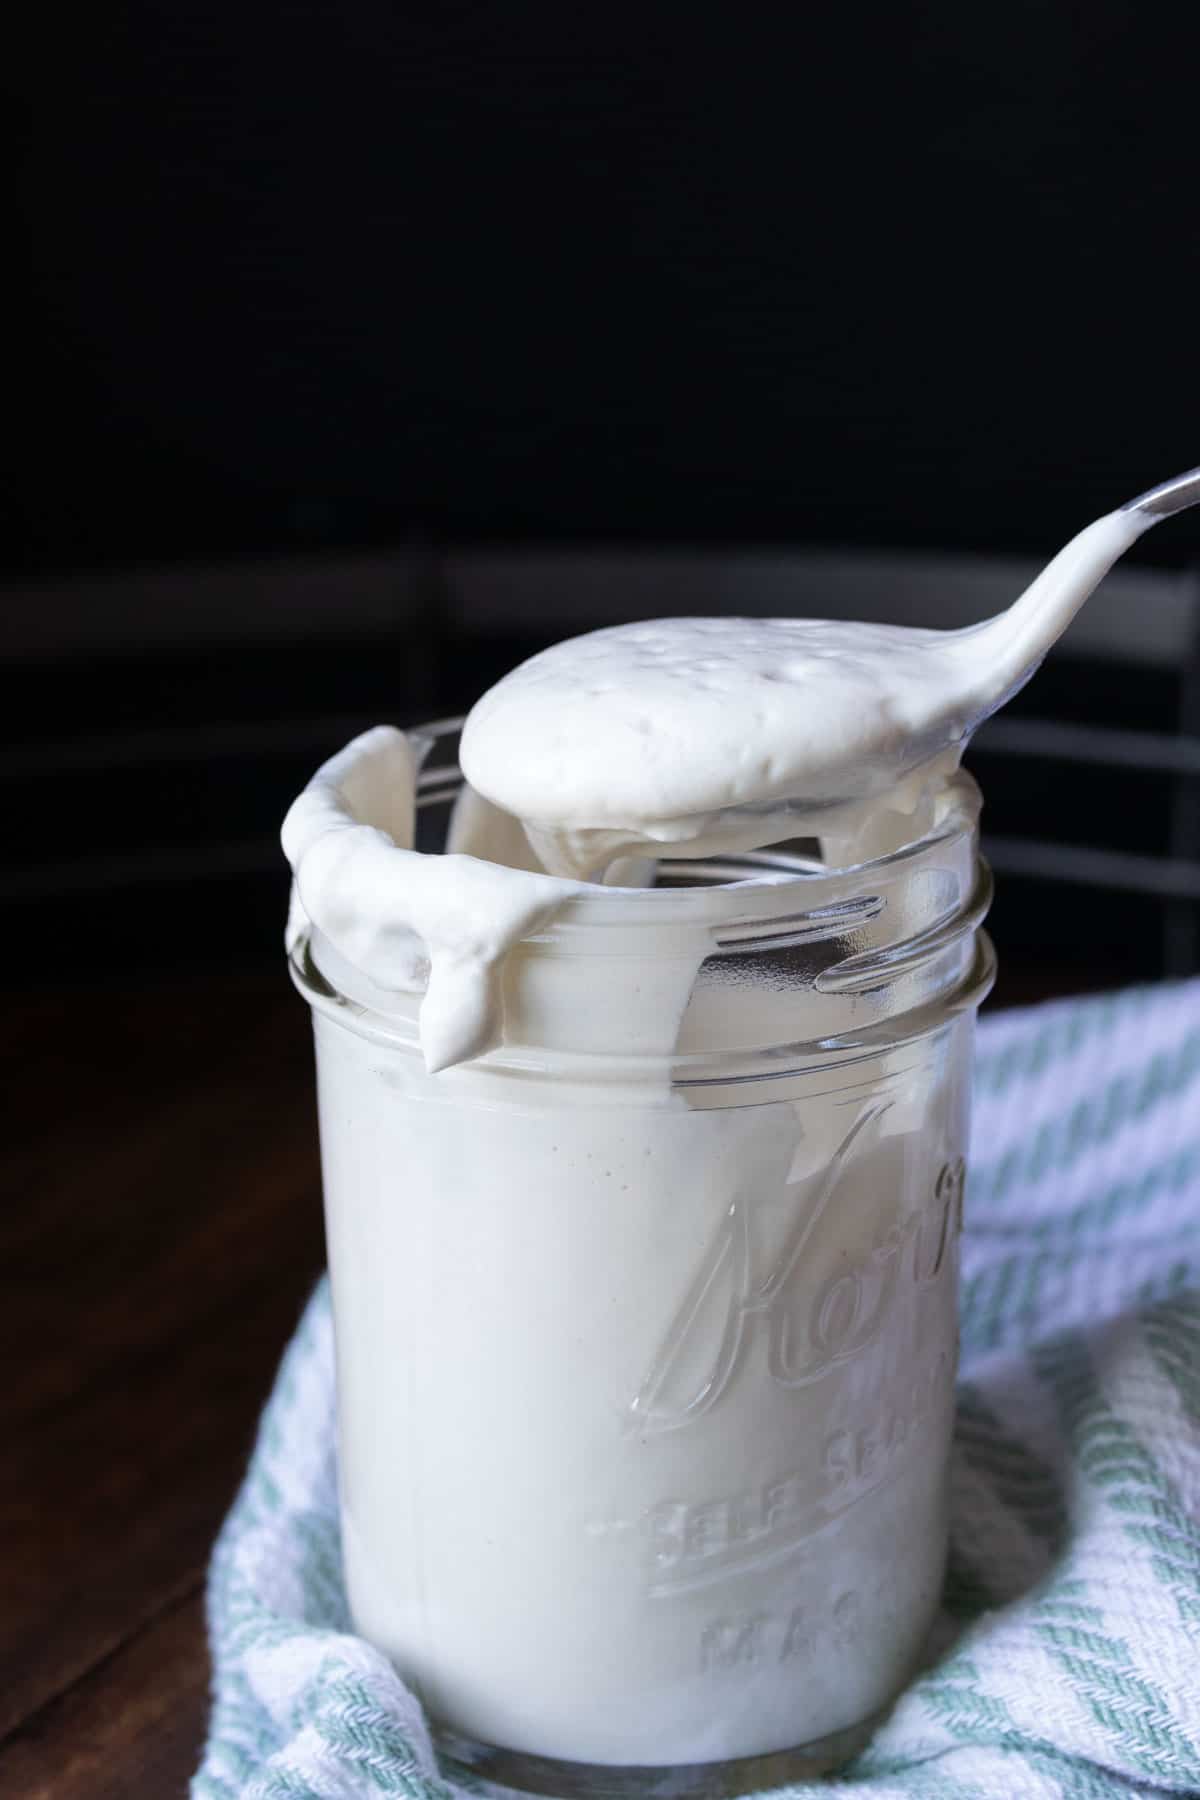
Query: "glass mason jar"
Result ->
[[288, 720, 994, 1798]]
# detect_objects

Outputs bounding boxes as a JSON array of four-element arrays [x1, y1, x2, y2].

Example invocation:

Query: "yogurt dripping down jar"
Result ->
[[287, 716, 995, 1798]]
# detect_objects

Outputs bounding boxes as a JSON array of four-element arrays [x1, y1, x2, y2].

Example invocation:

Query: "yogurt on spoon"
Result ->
[[459, 508, 1156, 880], [286, 472, 1198, 1069]]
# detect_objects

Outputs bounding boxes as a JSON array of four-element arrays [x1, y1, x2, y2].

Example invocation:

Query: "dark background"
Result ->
[[10, 3, 1200, 569], [6, 2, 1200, 989]]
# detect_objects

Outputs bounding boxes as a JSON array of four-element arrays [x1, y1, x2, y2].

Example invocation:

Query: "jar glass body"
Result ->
[[290, 722, 994, 1795]]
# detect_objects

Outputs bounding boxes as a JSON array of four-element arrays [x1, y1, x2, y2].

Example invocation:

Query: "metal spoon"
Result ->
[[942, 464, 1200, 731], [1124, 464, 1200, 520]]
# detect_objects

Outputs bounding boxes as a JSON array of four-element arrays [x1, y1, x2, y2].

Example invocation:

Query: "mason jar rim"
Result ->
[[288, 716, 994, 1091]]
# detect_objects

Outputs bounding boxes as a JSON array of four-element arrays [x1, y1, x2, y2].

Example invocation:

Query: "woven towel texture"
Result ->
[[193, 983, 1200, 1800]]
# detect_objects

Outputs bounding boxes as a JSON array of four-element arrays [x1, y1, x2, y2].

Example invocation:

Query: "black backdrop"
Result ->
[[10, 2, 1200, 576]]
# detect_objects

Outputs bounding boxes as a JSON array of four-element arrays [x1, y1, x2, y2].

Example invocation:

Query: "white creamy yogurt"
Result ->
[[282, 725, 582, 1073], [319, 1005, 971, 1766], [284, 488, 1184, 1777], [460, 509, 1149, 880], [284, 506, 1148, 1070]]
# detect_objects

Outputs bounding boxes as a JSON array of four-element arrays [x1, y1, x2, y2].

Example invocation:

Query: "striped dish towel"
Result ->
[[194, 983, 1200, 1800]]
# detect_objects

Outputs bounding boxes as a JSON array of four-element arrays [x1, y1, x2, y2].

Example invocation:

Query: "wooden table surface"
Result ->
[[1, 974, 326, 1797], [0, 958, 1103, 1796]]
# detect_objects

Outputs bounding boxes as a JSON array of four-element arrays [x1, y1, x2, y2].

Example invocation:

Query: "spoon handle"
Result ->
[[949, 468, 1200, 707], [1122, 465, 1200, 520]]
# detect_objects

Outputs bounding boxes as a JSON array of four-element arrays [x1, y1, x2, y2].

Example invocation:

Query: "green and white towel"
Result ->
[[194, 983, 1200, 1800]]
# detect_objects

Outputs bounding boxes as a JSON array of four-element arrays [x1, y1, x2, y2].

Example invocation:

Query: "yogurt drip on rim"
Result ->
[[285, 505, 1151, 1069]]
